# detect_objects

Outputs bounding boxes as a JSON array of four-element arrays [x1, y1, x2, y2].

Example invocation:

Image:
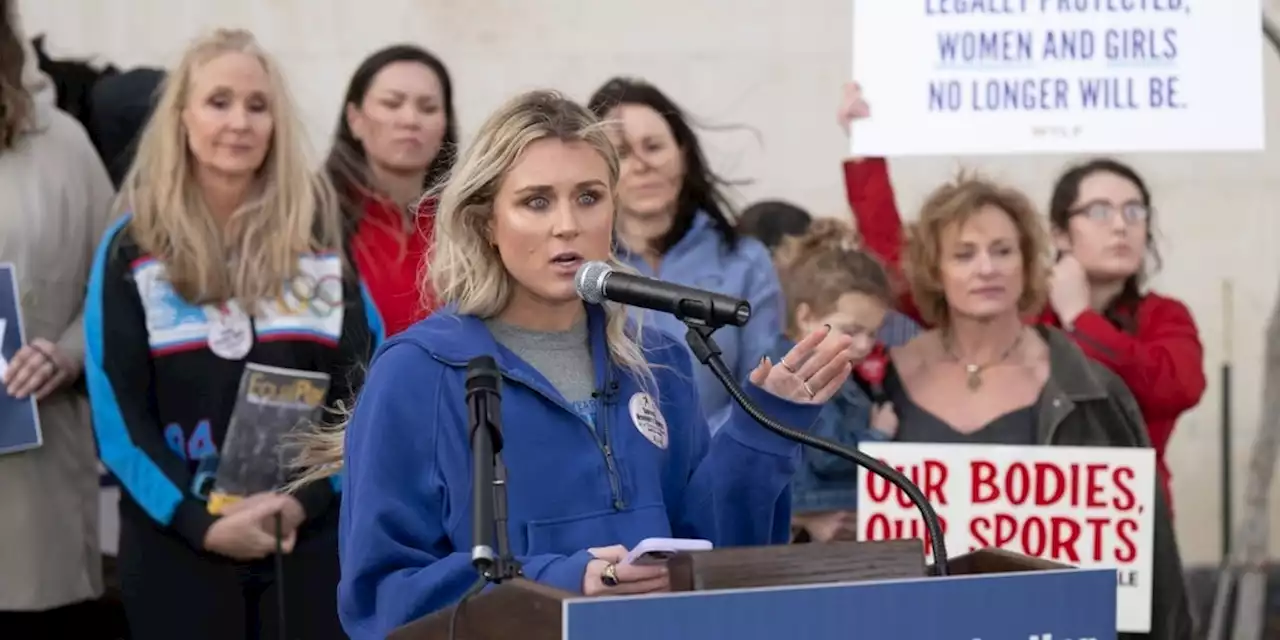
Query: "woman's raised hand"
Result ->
[[750, 326, 854, 405], [837, 82, 871, 136]]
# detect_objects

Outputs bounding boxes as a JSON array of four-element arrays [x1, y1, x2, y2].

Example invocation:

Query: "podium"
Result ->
[[390, 540, 1118, 639]]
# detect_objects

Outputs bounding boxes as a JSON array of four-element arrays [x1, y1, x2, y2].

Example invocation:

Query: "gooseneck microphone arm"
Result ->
[[682, 321, 951, 575], [573, 261, 948, 573]]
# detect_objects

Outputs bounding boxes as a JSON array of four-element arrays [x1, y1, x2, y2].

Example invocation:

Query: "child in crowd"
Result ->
[[766, 219, 905, 542]]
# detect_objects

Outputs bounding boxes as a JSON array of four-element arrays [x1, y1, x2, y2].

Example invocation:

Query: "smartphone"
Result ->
[[622, 537, 713, 566]]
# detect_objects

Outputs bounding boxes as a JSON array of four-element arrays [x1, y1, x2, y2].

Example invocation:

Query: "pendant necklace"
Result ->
[[943, 329, 1025, 391]]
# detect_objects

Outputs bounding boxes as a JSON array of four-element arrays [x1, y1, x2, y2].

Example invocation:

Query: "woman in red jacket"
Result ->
[[836, 83, 1206, 509], [325, 45, 457, 336]]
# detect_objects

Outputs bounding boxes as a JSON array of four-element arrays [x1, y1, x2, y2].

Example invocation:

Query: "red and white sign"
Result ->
[[856, 442, 1155, 633]]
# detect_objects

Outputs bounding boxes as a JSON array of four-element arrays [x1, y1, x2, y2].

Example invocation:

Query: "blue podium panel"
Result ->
[[563, 569, 1116, 640]]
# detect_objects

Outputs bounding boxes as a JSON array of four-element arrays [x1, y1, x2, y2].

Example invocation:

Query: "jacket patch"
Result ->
[[629, 392, 668, 450], [132, 254, 345, 356]]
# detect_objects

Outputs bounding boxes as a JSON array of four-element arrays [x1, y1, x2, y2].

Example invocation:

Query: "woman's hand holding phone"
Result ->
[[582, 545, 670, 597]]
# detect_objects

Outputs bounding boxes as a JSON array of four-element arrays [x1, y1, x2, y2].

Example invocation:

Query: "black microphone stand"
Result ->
[[469, 386, 521, 583], [682, 320, 951, 575], [452, 381, 522, 640]]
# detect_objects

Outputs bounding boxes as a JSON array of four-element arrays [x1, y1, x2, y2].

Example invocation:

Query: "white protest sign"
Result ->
[[850, 0, 1264, 155], [856, 441, 1155, 633]]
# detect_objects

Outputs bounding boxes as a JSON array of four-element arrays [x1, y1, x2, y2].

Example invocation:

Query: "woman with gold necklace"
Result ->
[[882, 176, 1058, 445], [878, 174, 1192, 639]]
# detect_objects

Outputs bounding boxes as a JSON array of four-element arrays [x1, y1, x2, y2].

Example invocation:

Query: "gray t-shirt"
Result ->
[[486, 317, 597, 425]]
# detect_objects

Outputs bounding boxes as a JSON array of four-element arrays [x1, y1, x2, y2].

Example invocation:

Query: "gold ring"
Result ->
[[778, 357, 797, 373], [601, 562, 620, 587], [802, 380, 816, 399]]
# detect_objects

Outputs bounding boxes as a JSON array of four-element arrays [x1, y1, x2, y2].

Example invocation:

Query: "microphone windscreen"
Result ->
[[575, 261, 611, 304]]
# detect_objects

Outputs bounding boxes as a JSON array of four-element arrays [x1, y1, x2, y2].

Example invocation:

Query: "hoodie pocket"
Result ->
[[524, 503, 670, 556]]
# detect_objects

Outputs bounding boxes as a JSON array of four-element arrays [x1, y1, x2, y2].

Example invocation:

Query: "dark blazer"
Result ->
[[1033, 326, 1192, 640]]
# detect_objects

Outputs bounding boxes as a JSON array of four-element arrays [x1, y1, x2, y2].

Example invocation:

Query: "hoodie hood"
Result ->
[[15, 13, 55, 132]]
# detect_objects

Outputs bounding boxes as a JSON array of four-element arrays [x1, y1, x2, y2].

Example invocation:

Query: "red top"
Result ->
[[350, 197, 436, 337], [842, 158, 1207, 504]]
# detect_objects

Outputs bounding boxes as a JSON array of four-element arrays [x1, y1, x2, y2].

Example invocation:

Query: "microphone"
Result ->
[[575, 261, 751, 329], [465, 356, 518, 582]]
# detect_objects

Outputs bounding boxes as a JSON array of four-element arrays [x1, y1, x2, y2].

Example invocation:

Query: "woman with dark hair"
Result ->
[[588, 78, 784, 428], [325, 44, 458, 336], [1044, 158, 1204, 513], [738, 199, 813, 253], [837, 84, 1204, 510]]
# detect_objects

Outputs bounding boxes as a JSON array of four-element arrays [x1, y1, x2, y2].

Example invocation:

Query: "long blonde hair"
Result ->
[[291, 90, 654, 483], [117, 28, 340, 305]]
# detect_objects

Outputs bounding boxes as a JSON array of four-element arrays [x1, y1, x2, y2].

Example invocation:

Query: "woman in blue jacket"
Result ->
[[587, 78, 785, 430], [292, 90, 856, 640]]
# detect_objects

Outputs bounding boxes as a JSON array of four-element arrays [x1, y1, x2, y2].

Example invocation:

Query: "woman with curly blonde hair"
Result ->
[[299, 90, 856, 638], [84, 29, 378, 640], [880, 174, 1192, 638]]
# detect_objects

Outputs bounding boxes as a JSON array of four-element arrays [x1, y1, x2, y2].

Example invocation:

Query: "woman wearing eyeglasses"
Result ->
[[837, 84, 1205, 515], [1041, 159, 1204, 516]]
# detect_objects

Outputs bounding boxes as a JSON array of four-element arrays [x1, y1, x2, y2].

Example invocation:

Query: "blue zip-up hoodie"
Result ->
[[618, 212, 782, 429], [337, 304, 820, 639]]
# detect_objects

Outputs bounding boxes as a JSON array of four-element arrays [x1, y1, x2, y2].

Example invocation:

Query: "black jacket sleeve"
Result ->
[[289, 272, 383, 521], [85, 220, 217, 550], [1100, 366, 1195, 640]]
